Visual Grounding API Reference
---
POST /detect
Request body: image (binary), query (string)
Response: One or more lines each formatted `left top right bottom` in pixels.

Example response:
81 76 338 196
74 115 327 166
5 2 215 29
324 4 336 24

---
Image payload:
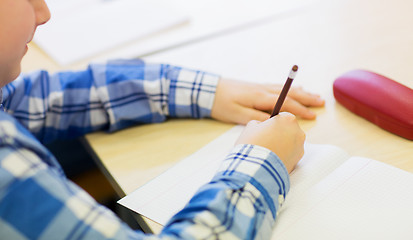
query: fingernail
307 111 316 119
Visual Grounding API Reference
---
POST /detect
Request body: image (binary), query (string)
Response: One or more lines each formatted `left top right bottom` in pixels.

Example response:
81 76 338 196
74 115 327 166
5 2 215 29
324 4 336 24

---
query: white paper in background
96 0 320 62
35 0 320 65
35 0 189 65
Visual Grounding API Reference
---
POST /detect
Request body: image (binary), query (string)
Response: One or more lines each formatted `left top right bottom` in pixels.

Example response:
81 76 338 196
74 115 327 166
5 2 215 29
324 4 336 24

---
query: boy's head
0 0 50 87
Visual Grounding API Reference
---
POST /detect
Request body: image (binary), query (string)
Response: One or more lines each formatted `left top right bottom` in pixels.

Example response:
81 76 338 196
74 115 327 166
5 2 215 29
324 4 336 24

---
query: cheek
0 2 35 84
0 32 28 84
12 13 36 52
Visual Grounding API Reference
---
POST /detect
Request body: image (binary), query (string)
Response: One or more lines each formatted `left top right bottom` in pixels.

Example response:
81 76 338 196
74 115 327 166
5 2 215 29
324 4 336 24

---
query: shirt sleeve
160 144 290 240
0 113 290 240
2 59 219 144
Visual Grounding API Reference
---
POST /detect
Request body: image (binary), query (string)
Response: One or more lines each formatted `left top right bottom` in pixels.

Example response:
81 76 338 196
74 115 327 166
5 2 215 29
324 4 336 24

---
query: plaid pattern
0 60 290 239
162 144 289 240
3 59 218 143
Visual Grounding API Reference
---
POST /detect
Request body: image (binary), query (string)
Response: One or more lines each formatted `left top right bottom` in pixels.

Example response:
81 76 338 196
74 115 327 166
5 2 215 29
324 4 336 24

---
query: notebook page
288 143 350 197
268 144 351 236
272 157 413 240
119 125 351 225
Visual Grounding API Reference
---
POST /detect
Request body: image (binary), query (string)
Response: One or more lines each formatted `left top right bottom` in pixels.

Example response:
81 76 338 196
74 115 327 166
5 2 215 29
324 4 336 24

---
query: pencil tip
292 65 299 71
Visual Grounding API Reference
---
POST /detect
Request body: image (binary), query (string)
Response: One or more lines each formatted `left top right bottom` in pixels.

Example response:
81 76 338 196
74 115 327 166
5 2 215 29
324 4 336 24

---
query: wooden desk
22 0 413 233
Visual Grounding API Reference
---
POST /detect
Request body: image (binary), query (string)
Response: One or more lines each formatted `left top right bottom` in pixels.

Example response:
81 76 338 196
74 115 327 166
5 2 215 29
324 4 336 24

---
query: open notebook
119 126 413 239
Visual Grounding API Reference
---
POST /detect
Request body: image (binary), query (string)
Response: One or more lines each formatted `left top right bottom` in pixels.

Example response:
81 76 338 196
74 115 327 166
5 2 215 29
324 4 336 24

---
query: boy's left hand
211 78 325 125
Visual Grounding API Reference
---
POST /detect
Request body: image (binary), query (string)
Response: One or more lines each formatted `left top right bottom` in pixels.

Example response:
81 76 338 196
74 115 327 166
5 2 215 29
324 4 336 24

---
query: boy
0 0 324 239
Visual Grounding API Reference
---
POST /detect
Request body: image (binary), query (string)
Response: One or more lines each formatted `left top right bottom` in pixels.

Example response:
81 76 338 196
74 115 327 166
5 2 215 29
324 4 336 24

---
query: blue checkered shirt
0 59 289 239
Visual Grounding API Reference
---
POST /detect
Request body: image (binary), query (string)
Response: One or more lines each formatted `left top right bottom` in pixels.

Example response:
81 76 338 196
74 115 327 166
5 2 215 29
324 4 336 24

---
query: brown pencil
270 65 299 117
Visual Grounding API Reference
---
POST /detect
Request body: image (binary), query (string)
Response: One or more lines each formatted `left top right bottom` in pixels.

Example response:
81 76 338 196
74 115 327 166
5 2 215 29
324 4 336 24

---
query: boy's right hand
235 112 305 173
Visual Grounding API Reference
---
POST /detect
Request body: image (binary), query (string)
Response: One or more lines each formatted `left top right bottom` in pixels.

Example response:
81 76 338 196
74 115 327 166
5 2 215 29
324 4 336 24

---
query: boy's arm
161 144 289 239
0 113 289 240
2 59 219 143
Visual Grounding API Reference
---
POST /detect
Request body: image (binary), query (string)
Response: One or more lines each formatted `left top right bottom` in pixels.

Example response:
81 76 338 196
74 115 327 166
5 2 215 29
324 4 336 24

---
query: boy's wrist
215 144 290 219
167 67 219 118
227 144 290 182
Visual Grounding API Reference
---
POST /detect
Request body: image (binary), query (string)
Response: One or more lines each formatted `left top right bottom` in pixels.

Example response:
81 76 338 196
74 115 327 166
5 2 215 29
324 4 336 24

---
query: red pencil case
333 69 413 140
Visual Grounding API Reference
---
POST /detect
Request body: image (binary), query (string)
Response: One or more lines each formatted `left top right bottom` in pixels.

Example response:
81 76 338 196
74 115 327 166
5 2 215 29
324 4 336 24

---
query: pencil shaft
270 65 298 117
270 78 294 117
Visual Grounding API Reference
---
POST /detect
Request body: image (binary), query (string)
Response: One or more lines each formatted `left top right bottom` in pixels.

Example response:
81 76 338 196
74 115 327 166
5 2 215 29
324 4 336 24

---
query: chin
4 67 22 86
11 70 22 81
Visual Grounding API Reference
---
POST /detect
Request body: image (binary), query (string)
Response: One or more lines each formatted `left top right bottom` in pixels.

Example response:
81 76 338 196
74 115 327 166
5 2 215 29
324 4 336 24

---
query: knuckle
247 120 259 126
279 112 296 119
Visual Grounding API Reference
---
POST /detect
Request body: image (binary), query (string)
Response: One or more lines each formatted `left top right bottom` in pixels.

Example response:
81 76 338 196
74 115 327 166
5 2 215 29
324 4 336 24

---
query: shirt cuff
167 67 220 118
215 144 290 220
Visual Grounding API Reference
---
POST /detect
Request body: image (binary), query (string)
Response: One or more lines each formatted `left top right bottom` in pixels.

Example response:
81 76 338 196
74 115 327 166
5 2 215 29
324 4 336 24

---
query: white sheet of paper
35 0 189 65
272 157 413 240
